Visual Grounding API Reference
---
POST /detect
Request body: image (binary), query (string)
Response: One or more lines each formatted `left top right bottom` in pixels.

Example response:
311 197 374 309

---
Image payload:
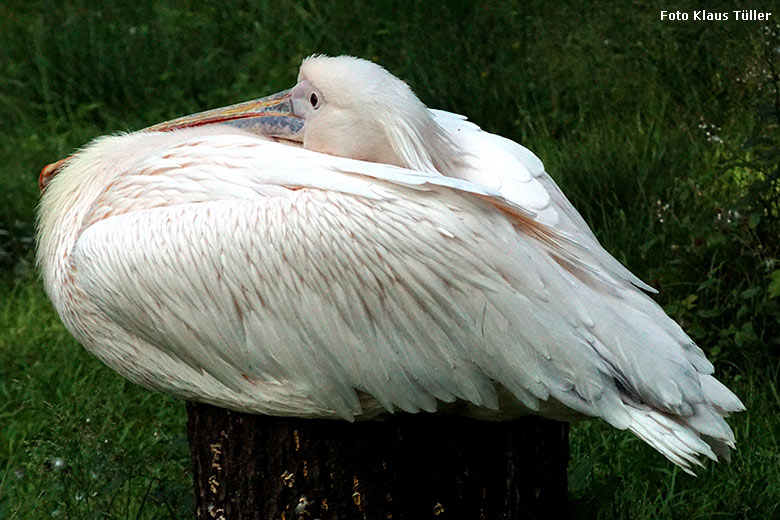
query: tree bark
187 402 570 520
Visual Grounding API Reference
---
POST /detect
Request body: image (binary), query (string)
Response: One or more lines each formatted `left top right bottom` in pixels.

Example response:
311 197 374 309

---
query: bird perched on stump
37 54 744 475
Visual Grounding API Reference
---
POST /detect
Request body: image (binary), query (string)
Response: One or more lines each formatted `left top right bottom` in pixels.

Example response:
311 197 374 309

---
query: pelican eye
310 92 319 109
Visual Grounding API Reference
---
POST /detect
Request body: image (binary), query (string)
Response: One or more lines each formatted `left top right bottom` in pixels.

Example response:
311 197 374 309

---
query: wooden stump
187 402 570 520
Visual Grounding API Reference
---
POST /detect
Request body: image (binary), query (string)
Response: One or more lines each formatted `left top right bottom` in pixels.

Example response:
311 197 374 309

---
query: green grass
1 0 779 518
0 280 191 518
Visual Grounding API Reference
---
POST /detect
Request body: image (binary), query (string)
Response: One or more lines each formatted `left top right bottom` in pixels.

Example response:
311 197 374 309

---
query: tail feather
687 403 738 443
626 406 713 475
703 435 734 461
622 386 741 475
699 374 746 413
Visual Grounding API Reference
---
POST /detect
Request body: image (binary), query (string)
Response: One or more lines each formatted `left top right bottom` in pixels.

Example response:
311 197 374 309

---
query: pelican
37 55 743 474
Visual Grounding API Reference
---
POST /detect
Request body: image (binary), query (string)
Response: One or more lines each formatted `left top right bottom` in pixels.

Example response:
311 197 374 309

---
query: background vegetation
1 0 778 518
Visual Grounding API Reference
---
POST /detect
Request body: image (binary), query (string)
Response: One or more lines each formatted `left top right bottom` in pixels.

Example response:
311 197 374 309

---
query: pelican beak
143 88 303 142
38 88 303 193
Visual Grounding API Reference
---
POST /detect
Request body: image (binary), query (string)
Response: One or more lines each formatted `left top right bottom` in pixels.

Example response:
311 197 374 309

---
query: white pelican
37 55 743 474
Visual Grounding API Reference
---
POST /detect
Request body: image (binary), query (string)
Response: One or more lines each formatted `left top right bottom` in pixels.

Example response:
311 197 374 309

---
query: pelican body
37 55 743 474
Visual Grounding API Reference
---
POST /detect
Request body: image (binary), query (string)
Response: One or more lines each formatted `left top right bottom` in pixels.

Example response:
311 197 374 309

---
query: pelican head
289 55 463 174
146 54 465 175
39 54 464 191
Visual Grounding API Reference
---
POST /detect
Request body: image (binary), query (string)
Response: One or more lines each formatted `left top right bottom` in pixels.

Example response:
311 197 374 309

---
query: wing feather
432 109 656 293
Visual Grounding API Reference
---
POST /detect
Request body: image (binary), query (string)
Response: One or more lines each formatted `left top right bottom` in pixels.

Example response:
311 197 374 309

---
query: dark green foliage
639 22 780 367
1 1 778 518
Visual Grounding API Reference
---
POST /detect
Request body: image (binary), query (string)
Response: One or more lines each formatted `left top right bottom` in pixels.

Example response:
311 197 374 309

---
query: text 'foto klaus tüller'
661 10 772 21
